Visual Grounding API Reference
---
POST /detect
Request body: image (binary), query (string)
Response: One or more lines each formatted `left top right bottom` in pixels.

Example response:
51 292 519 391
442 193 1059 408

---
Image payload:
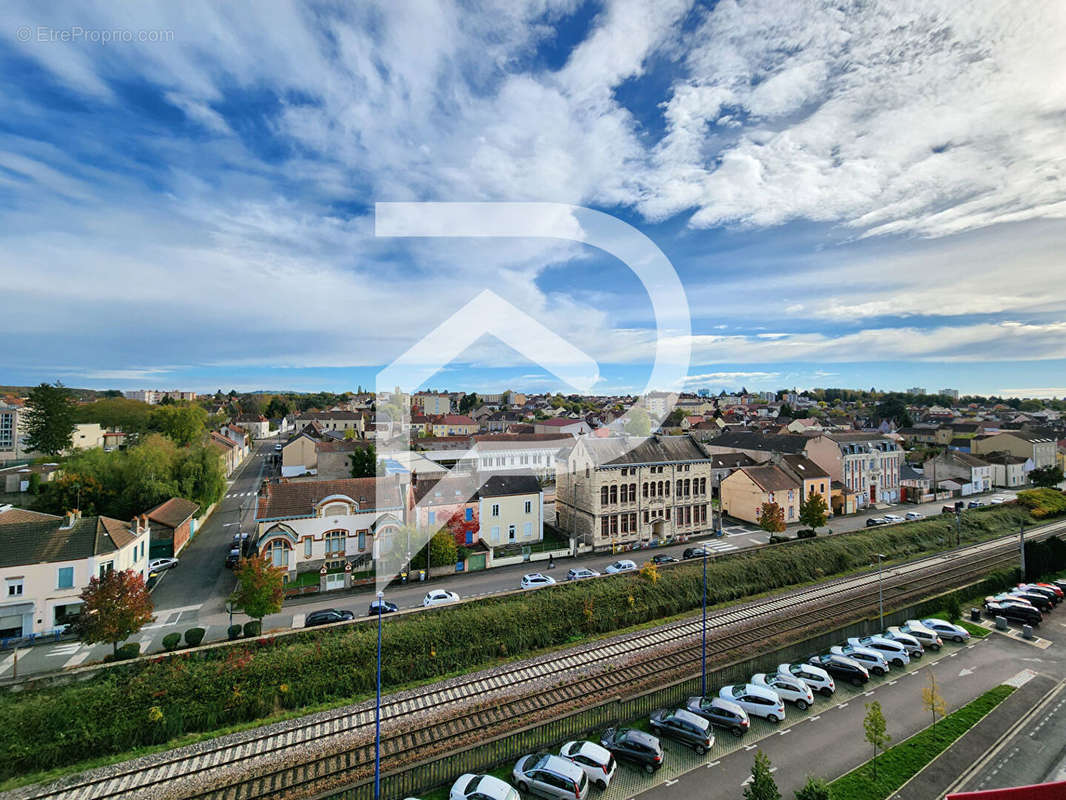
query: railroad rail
12 519 1061 800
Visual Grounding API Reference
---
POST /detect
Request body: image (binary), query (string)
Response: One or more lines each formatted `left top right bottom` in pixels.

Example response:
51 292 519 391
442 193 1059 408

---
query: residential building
971 431 1057 469
708 452 759 496
428 414 478 436
69 423 105 452
907 387 926 395
293 410 367 436
145 497 200 558
720 464 801 525
411 474 480 544
316 440 372 481
533 417 591 436
233 414 271 439
0 509 150 638
123 390 198 404
254 477 405 589
642 392 680 418
825 432 904 508
0 402 22 462
411 392 452 416
280 425 322 477
208 431 243 475
471 434 570 481
0 462 60 493
702 432 843 485
478 472 543 548
776 454 832 511
555 435 713 548
923 451 993 496
981 451 1032 488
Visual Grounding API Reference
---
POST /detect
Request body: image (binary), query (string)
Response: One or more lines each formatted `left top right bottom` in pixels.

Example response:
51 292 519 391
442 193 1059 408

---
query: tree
743 750 781 800
1029 465 1064 489
624 406 652 436
264 395 294 420
24 382 77 456
875 396 913 428
863 700 891 779
779 403 795 418
458 392 479 414
348 443 377 478
922 671 948 741
794 776 830 800
799 491 829 530
420 530 458 567
231 555 285 623
74 569 154 657
758 502 785 533
149 404 207 446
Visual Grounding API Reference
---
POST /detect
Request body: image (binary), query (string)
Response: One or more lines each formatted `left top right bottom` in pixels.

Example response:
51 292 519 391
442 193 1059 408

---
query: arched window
267 539 290 569
601 486 609 504
630 483 637 499
325 530 346 556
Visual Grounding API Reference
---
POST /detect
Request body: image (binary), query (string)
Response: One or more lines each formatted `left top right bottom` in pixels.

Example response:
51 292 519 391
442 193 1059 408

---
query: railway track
13 519 1062 800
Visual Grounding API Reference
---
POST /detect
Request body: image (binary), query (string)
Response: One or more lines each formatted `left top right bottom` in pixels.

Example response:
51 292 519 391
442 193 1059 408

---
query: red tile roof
256 477 404 520
146 497 200 529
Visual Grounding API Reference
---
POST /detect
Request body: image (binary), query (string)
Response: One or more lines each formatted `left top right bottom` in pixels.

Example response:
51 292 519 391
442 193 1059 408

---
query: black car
682 547 708 559
1009 590 1053 612
651 554 679 565
224 548 241 569
985 600 1041 626
684 695 750 737
305 608 355 627
599 727 664 774
865 517 887 527
368 599 399 616
809 654 870 686
649 708 714 754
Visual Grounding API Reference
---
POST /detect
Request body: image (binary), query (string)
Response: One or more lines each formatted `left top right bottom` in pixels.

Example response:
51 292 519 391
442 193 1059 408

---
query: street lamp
701 545 708 697
375 589 383 800
875 553 887 629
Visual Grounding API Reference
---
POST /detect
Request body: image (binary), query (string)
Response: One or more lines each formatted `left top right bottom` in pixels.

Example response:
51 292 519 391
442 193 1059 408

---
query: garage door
0 614 25 639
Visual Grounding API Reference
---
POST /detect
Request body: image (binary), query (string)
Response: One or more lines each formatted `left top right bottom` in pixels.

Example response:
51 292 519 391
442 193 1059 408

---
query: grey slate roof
0 515 139 568
582 435 708 467
706 431 815 454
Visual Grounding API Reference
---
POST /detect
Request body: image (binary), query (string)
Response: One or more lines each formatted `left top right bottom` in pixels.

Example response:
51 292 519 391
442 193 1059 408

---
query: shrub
183 627 206 647
106 642 140 662
1016 488 1066 519
161 633 181 651
944 594 962 623
797 529 817 539
228 624 243 640
639 561 660 583
243 620 262 637
768 534 789 544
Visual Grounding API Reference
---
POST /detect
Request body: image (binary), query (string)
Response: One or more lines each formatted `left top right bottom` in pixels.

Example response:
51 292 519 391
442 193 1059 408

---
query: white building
477 472 544 547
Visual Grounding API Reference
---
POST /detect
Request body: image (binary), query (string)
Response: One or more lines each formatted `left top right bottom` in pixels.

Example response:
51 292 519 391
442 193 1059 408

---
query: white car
521 573 557 589
274 443 283 451
566 568 600 581
777 662 835 697
831 644 890 676
560 740 617 790
882 514 904 523
880 628 925 659
719 683 786 724
921 618 971 643
904 511 924 520
752 672 814 710
848 636 911 668
990 495 1007 504
423 589 460 607
604 559 637 574
148 557 179 573
894 622 943 651
450 774 519 800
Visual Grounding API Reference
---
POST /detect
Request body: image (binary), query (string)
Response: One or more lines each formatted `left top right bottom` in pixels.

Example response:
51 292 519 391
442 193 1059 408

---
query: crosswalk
706 541 738 553
226 490 256 498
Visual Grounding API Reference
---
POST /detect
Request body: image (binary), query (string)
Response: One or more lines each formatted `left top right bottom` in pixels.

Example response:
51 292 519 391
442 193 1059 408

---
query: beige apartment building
556 435 713 549
971 431 1057 469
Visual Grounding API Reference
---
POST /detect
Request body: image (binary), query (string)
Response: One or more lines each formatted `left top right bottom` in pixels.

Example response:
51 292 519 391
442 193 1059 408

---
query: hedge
0 504 1047 779
161 633 181 652
183 627 205 647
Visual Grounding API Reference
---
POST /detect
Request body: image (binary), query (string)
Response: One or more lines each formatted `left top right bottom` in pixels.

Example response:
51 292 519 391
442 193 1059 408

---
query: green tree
174 444 226 510
73 397 153 433
759 502 786 533
74 569 154 657
24 382 77 456
422 530 458 567
779 403 795 418
231 555 285 623
875 396 913 428
458 392 479 414
624 406 652 436
794 776 830 800
799 491 829 529
149 404 207 446
743 751 781 800
1029 465 1064 489
348 443 377 478
864 700 891 779
264 395 294 420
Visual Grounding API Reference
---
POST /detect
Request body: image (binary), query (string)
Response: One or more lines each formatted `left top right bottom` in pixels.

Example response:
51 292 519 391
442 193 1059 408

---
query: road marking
0 649 25 675
708 761 720 768
887 680 898 685
64 650 91 669
292 614 306 628
47 643 81 657
808 715 820 722
838 702 849 708
665 779 678 786
778 728 791 736
959 668 974 677
863 691 874 696
744 744 758 751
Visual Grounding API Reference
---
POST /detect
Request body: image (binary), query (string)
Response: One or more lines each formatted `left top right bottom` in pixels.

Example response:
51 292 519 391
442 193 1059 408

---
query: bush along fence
305 582 1016 800
0 508 1043 780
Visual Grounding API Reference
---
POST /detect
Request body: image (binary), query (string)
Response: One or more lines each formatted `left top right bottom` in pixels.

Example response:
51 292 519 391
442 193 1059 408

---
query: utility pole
955 508 962 548
701 548 707 697
876 553 886 629
375 590 384 800
1020 522 1026 581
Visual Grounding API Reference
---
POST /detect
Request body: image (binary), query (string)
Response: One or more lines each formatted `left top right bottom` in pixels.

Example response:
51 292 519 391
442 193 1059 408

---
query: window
268 540 289 569
326 531 346 556
6 578 23 597
491 526 501 542
643 510 649 523
304 538 313 557
98 561 114 578
524 500 532 514
601 517 609 537
57 567 74 589
492 503 500 517
601 486 609 504
358 531 366 551
508 524 516 542
610 485 617 504
523 522 533 538
428 511 436 525
465 531 473 545
465 507 474 521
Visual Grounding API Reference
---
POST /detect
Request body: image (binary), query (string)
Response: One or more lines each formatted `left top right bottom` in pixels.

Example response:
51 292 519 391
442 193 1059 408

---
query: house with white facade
825 432 904 508
477 472 544 548
923 451 993 496
0 508 150 638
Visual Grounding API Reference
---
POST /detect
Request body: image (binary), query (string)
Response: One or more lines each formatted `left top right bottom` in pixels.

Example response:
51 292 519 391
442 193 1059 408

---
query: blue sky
2 1 1066 398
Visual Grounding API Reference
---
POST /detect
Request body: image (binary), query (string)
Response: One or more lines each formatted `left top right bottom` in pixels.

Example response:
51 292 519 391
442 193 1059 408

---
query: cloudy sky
2 0 1065 397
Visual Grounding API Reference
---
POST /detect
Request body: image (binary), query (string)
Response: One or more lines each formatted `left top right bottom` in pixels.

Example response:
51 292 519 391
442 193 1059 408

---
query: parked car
148 557 179 573
566 568 600 581
752 672 814 710
368 598 399 616
650 554 678 564
559 740 617 790
682 547 709 559
512 753 589 800
521 573 557 589
942 505 959 514
684 695 750 737
777 662 835 697
604 560 637 574
865 517 888 527
808 653 870 686
274 443 283 451
224 548 241 569
831 644 889 676
1016 584 1059 606
992 591 1046 613
1008 588 1053 612
599 727 664 774
989 495 1007 504
718 683 786 724
904 511 924 520
968 500 986 508
879 628 925 659
450 774 519 800
423 589 460 607
305 608 354 627
848 635 912 667
892 622 942 651
1033 582 1064 599
985 599 1041 626
648 708 714 754
921 618 970 643
882 514 904 523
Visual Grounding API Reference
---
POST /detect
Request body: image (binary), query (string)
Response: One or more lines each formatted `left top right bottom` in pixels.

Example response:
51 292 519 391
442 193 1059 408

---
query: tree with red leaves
758 502 786 534
231 554 285 623
75 569 154 657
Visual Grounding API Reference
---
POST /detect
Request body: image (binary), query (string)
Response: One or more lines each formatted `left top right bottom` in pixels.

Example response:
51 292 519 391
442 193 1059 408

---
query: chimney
61 509 82 529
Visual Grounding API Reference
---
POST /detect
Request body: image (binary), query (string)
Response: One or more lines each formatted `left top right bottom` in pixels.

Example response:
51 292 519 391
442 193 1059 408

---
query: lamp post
225 599 234 629
955 508 962 547
374 590 383 800
876 553 887 629
701 546 708 697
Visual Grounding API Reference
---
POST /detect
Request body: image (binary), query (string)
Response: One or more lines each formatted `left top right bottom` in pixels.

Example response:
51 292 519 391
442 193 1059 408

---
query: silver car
450 774 519 800
513 754 589 800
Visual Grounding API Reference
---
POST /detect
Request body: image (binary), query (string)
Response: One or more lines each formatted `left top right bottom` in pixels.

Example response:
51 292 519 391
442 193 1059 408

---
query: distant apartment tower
124 390 198 405
0 403 21 460
907 387 926 395
939 388 960 401
696 388 711 397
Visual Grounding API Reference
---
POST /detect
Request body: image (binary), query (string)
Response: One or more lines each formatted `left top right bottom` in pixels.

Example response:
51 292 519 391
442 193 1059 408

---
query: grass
955 619 990 638
827 685 1015 800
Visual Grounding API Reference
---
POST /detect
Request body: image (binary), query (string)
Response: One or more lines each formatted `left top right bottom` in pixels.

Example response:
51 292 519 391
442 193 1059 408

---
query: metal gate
467 553 486 571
